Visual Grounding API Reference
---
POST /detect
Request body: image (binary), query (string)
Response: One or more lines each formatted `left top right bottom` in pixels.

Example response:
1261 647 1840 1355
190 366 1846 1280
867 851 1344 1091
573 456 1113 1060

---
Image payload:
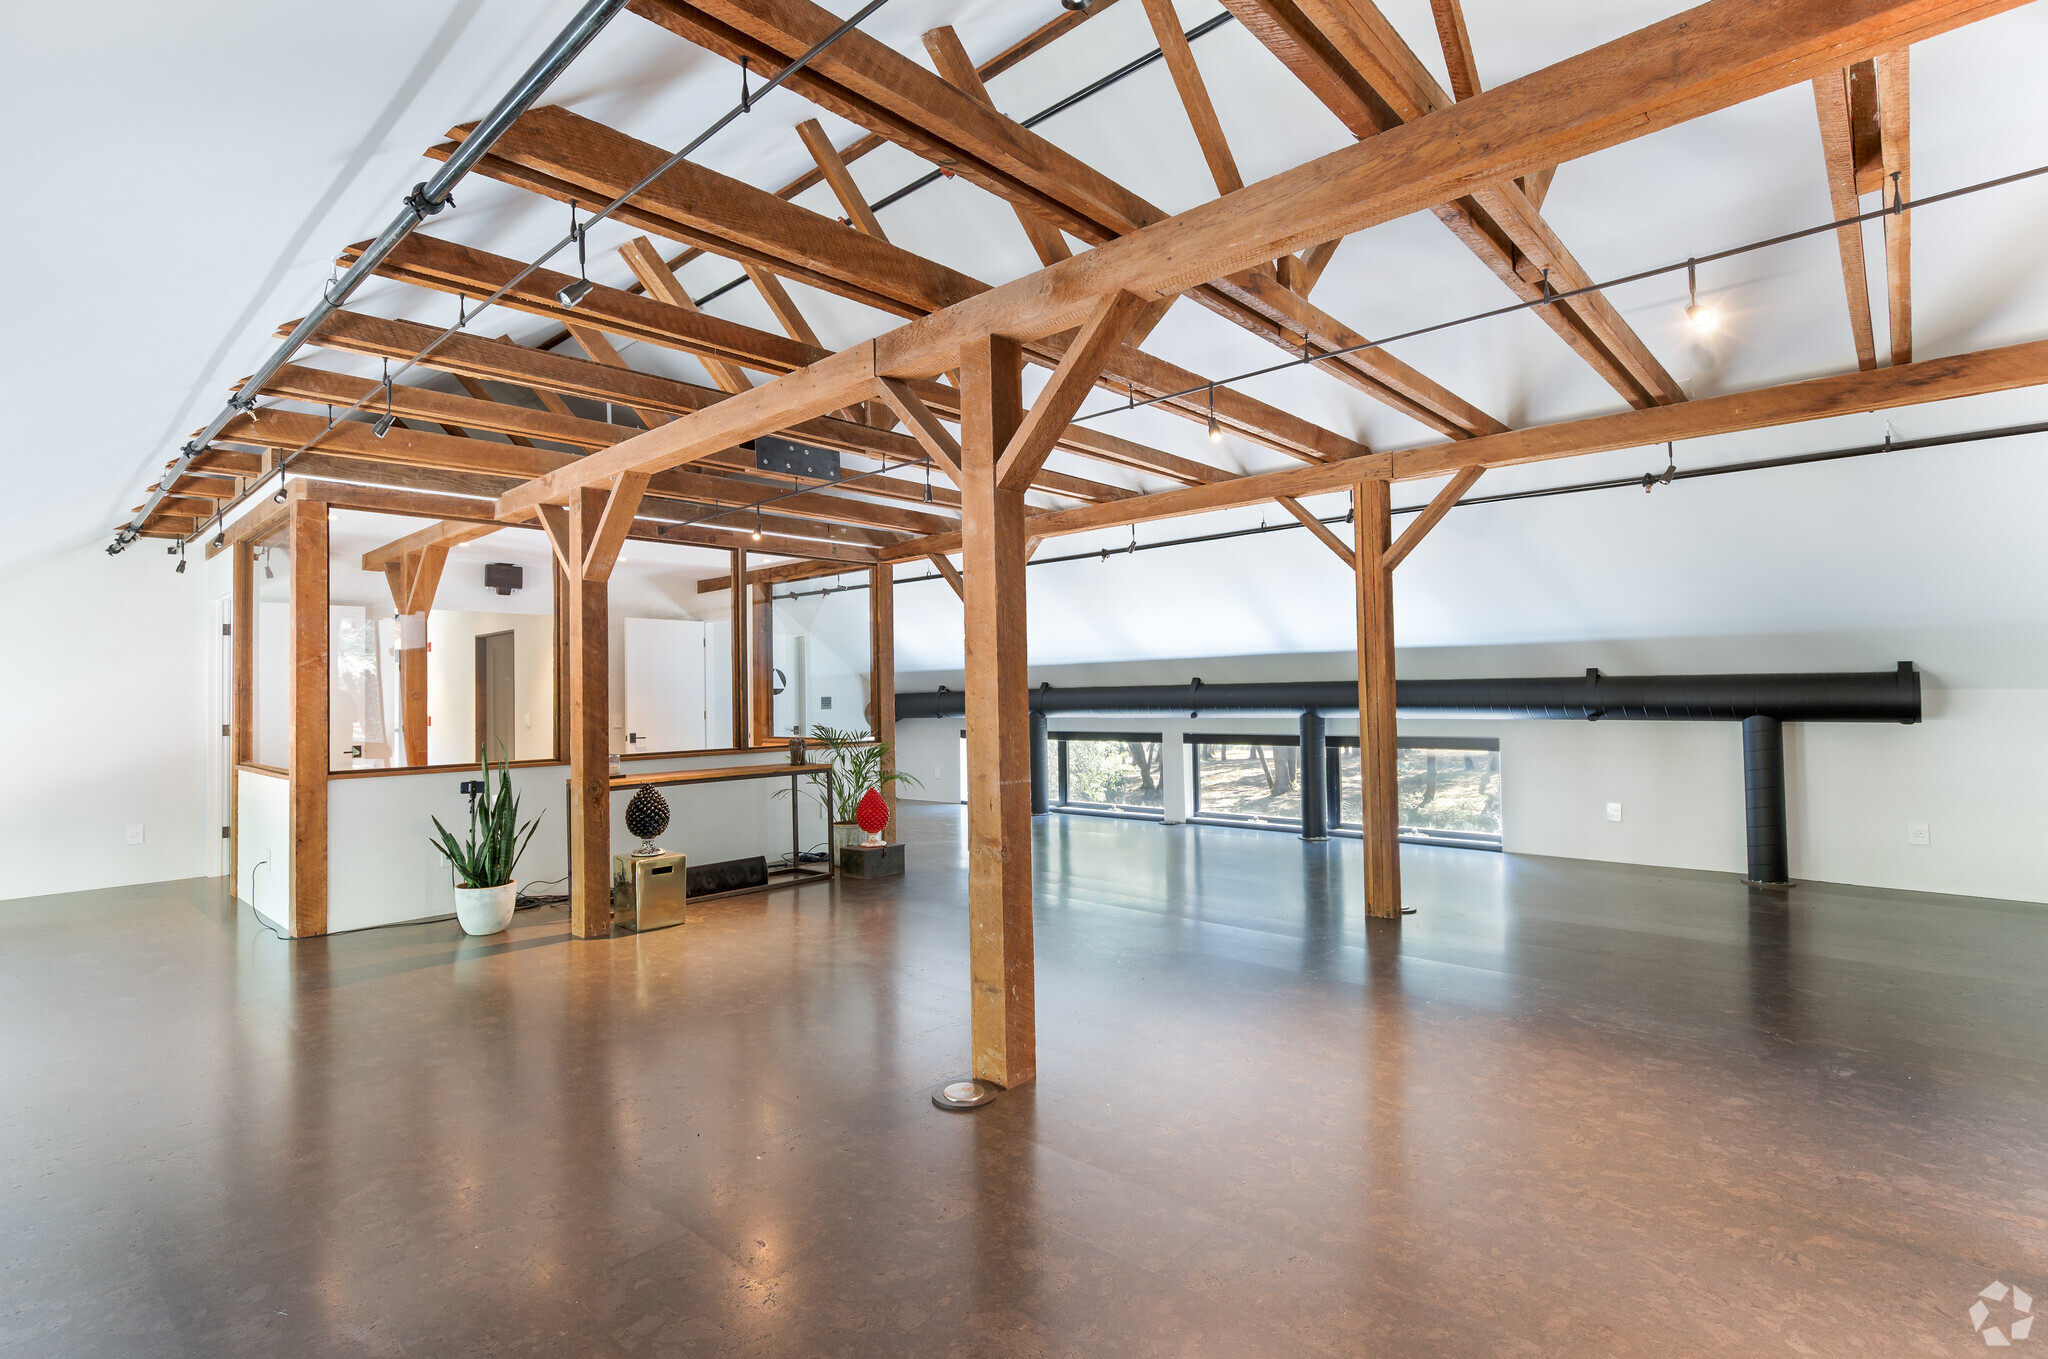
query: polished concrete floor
6 808 2048 1356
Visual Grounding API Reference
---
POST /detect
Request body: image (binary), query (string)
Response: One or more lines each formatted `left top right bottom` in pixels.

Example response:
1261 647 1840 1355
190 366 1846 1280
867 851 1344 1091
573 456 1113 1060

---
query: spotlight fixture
751 502 763 541
272 485 288 504
262 549 274 580
922 457 933 503
175 541 187 575
556 201 595 309
371 359 396 438
1684 259 1717 333
1060 0 1092 11
1206 383 1222 443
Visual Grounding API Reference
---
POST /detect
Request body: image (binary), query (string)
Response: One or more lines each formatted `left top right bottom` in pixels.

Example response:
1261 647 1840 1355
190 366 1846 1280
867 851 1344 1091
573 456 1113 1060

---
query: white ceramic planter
453 882 517 936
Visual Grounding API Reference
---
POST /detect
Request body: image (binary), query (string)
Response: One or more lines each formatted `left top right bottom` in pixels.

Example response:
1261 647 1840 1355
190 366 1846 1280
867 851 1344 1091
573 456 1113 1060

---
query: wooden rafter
921 26 1074 267
618 235 754 392
1140 0 1243 196
794 118 888 240
635 0 1503 438
1875 48 1911 364
1812 65 1880 371
1220 0 1683 409
487 0 2029 524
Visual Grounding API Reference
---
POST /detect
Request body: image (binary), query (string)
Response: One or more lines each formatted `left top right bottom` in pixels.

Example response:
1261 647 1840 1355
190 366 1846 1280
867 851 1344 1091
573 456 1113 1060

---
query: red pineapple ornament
855 787 889 845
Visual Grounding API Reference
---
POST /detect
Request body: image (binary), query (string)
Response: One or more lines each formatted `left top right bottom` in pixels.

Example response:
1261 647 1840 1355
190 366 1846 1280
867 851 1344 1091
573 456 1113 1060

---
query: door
624 618 708 752
475 630 516 762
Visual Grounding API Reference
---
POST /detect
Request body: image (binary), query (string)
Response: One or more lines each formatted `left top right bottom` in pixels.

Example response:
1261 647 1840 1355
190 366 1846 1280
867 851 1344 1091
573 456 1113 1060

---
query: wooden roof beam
1221 0 1683 408
648 0 1498 438
1812 65 1880 371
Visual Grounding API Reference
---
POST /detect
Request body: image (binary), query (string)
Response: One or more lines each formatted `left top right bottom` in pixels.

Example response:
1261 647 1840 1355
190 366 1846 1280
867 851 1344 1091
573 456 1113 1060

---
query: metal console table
606 762 836 905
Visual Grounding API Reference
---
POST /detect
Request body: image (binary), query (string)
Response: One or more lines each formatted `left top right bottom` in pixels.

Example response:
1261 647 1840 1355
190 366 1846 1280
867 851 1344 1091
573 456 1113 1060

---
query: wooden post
552 557 570 762
288 500 329 937
231 542 254 891
566 487 612 938
730 550 749 747
868 561 897 841
1353 475 1401 918
958 334 1035 1088
751 578 775 743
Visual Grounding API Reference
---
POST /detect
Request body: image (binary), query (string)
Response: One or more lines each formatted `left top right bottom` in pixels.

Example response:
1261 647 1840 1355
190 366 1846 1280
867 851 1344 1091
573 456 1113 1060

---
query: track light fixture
1061 0 1092 10
556 201 595 309
174 540 186 575
1684 259 1717 333
371 359 396 438
752 501 763 541
923 457 933 503
272 484 288 503
262 548 274 580
1206 383 1221 442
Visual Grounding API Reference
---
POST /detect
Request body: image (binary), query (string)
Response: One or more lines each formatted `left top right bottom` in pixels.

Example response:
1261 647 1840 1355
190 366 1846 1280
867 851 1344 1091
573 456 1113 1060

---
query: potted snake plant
430 749 542 936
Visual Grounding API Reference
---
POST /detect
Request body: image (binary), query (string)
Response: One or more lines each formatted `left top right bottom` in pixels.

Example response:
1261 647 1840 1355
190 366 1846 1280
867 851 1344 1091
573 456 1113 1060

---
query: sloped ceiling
7 0 2047 667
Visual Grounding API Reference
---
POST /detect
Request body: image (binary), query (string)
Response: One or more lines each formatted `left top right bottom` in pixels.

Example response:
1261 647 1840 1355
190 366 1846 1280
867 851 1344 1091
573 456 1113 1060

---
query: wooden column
566 487 612 938
552 557 570 762
287 499 329 937
751 579 776 743
868 561 897 841
381 545 449 767
729 550 750 747
959 334 1035 1088
231 542 254 890
231 543 254 766
1353 475 1401 918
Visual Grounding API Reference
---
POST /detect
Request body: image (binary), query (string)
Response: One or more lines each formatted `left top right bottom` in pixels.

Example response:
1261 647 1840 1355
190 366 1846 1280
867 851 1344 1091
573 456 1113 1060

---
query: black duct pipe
898 664 1921 724
1299 710 1328 842
1743 716 1790 885
1029 711 1049 816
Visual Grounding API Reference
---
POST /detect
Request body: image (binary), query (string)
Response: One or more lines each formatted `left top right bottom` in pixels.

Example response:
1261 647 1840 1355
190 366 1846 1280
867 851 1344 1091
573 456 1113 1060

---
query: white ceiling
8 0 2048 669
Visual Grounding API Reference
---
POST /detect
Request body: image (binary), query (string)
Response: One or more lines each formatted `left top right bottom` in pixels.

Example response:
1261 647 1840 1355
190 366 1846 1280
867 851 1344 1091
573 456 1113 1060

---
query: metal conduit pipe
910 666 1920 885
111 0 631 553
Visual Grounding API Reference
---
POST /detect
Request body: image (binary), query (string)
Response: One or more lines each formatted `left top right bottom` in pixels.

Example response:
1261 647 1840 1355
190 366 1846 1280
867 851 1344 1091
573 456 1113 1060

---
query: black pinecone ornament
625 784 670 855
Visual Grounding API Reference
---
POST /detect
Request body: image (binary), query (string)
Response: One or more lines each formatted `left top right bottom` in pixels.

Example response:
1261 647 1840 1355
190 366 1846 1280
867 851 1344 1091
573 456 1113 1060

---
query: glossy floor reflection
6 808 2048 1356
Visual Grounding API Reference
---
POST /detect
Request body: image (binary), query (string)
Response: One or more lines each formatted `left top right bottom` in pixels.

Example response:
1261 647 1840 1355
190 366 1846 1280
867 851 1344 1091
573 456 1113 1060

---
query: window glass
325 510 558 771
250 538 291 769
765 572 872 742
1397 746 1501 838
1055 736 1164 811
1191 741 1302 822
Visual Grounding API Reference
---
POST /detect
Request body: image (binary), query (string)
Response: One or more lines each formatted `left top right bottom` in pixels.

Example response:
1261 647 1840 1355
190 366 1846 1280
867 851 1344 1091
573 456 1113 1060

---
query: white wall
324 750 830 931
0 540 215 902
235 768 289 933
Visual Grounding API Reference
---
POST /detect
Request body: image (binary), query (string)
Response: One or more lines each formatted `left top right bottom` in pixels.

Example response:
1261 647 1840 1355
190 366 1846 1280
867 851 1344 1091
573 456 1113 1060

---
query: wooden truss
163 0 2031 1085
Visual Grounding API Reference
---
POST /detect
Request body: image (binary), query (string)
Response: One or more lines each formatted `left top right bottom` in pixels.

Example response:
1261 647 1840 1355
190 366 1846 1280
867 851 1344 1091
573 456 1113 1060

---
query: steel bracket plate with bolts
754 435 840 483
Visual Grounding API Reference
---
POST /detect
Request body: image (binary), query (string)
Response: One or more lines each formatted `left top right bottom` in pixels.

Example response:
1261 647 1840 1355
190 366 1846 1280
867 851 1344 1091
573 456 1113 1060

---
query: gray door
476 631 516 761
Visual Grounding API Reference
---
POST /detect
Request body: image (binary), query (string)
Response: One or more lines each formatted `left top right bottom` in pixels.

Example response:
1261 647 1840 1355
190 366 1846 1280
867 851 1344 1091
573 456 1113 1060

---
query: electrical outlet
125 825 145 846
1907 821 1930 845
523 713 532 728
1606 802 1623 822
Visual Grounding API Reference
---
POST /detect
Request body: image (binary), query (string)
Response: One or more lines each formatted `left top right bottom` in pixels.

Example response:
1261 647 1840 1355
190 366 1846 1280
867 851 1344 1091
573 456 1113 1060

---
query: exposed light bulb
751 527 762 541
1683 259 1715 334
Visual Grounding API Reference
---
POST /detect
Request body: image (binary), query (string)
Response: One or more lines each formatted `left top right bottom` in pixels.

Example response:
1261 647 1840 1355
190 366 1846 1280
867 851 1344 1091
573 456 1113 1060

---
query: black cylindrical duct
1029 711 1049 816
1299 710 1328 842
1743 715 1790 885
896 665 1920 724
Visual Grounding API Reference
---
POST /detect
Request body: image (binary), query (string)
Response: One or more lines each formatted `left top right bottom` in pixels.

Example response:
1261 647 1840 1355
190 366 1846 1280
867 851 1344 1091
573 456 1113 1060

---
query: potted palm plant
430 749 543 936
800 724 922 849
